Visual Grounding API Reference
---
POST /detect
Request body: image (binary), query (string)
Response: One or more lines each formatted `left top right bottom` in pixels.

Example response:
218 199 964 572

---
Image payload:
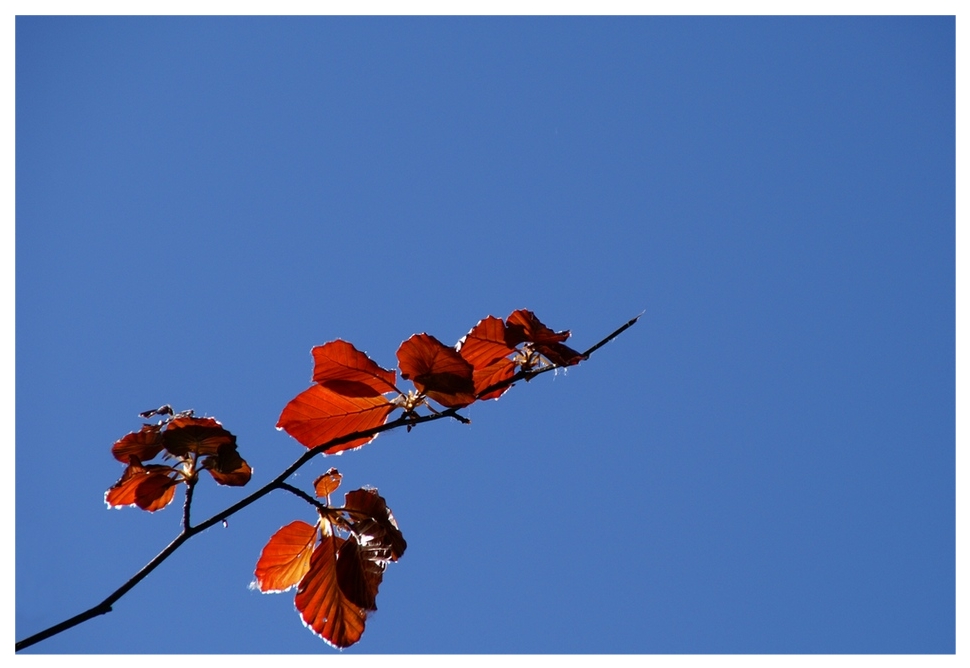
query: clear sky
15 15 955 654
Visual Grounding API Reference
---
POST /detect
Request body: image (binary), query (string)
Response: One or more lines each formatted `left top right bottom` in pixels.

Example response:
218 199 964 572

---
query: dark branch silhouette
15 313 640 652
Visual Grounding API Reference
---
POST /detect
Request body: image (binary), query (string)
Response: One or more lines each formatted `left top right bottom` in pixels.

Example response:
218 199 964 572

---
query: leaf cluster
106 409 252 513
253 470 406 648
278 308 586 454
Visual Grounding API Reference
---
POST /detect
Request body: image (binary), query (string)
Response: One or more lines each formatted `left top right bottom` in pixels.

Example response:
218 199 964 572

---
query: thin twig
581 310 643 358
278 481 329 514
15 313 640 652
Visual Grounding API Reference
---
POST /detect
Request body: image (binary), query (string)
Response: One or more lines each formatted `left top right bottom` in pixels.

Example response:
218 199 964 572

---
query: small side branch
279 482 329 514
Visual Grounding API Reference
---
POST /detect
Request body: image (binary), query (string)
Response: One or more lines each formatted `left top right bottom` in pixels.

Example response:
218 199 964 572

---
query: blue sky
15 15 955 654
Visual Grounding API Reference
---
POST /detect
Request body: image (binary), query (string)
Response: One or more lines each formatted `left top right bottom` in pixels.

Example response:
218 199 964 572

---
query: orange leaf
277 384 395 454
312 340 398 397
506 309 586 367
457 316 517 370
397 333 476 408
162 416 237 457
111 424 164 463
344 488 406 561
201 443 253 486
314 468 343 498
295 535 369 649
253 520 318 593
105 459 179 512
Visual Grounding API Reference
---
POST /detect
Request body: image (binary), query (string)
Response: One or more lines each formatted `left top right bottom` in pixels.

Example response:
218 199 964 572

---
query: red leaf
397 333 476 407
295 535 369 649
457 316 517 370
201 443 252 486
344 488 406 561
506 309 586 366
473 357 516 400
277 384 395 454
162 416 237 457
105 459 179 512
312 340 398 397
335 536 385 611
506 308 570 345
111 424 164 463
314 468 343 499
253 520 318 593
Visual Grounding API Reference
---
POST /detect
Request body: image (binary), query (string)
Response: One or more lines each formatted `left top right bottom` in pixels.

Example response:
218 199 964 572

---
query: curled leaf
506 309 586 367
111 424 164 463
254 520 318 593
162 416 236 457
344 488 406 561
139 404 174 419
397 333 476 407
201 443 252 486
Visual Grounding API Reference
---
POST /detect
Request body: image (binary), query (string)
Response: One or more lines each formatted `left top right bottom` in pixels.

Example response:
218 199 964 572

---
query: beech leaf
397 333 476 407
162 416 237 457
344 488 406 561
277 384 395 454
312 340 399 397
110 424 164 463
314 468 343 498
295 535 368 649
105 459 179 512
253 520 318 593
201 443 253 486
457 316 518 370
506 309 586 367
335 536 385 611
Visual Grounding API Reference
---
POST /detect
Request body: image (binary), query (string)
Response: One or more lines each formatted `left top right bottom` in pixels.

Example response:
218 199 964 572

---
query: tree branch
15 313 640 652
278 481 329 514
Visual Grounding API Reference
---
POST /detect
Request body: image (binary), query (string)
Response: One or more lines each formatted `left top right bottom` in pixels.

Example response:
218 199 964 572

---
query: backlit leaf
162 416 236 457
312 340 398 397
344 488 406 561
335 536 385 611
110 424 164 463
457 316 517 370
105 459 179 512
473 357 516 400
506 309 586 366
295 535 368 649
254 520 318 593
277 384 395 454
201 443 252 486
397 333 476 407
314 468 343 498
